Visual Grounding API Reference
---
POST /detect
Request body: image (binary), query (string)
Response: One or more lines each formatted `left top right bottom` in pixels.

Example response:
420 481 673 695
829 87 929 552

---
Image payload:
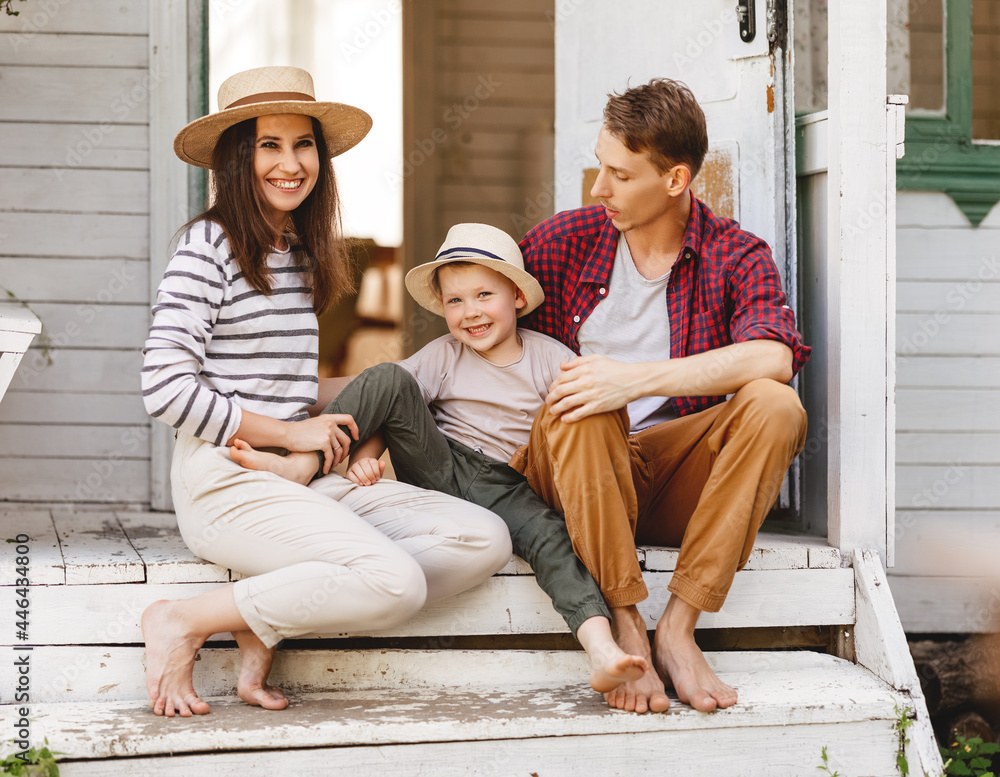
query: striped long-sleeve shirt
141 220 319 446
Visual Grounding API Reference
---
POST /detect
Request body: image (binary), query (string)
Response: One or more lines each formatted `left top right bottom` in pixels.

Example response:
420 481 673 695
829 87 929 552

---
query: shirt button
684 251 692 259
599 287 607 295
573 315 581 323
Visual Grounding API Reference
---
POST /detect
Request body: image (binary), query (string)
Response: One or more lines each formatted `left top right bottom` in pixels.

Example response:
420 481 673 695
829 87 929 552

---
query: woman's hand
284 414 359 473
346 457 386 486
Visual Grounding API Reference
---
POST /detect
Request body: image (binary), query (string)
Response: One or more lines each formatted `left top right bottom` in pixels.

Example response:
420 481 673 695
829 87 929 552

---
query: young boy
231 223 647 700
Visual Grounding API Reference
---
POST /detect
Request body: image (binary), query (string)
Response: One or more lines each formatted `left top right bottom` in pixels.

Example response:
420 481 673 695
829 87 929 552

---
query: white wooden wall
0 2 151 503
889 191 1000 633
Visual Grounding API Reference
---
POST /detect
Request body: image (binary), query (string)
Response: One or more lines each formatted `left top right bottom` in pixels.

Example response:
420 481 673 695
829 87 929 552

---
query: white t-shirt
577 232 674 432
398 329 574 463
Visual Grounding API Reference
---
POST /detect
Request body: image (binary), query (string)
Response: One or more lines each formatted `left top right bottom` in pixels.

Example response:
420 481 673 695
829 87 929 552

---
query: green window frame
897 0 1000 227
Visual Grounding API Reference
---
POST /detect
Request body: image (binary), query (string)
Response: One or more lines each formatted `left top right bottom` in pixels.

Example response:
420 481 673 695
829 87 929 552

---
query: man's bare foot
654 596 738 712
604 606 670 713
233 630 288 710
141 600 211 717
229 439 317 486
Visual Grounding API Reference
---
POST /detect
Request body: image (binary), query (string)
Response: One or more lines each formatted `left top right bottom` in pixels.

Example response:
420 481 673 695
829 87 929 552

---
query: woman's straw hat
174 66 372 169
405 223 544 318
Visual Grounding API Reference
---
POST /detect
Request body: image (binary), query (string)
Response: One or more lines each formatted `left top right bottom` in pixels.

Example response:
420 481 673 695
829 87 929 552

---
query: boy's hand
346 457 386 486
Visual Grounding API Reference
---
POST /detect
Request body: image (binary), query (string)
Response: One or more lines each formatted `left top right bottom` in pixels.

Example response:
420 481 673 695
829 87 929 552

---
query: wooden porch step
2 509 852 650
25 650 907 777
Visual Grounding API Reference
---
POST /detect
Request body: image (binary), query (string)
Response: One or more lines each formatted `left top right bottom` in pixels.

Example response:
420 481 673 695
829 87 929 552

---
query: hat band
225 91 316 110
435 246 509 264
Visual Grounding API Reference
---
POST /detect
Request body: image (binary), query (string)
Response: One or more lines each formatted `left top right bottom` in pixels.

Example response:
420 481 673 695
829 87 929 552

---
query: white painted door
554 0 799 516
554 1 794 289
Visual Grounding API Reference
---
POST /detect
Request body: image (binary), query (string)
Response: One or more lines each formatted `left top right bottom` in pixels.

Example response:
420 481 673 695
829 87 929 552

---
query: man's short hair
603 78 708 180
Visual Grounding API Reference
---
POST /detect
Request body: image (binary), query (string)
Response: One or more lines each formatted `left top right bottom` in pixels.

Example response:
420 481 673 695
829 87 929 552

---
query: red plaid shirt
519 198 810 418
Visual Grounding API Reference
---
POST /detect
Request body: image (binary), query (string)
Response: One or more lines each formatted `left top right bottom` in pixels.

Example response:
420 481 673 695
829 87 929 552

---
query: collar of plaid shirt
519 196 811 418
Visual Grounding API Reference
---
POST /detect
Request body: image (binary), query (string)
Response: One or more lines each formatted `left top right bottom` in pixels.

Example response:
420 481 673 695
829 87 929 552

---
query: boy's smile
437 263 527 365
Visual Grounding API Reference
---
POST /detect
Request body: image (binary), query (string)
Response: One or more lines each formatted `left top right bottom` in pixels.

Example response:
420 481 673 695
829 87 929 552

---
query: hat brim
174 100 373 169
405 256 545 319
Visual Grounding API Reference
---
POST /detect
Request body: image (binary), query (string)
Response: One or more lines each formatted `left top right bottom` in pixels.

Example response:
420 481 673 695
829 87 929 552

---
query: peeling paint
767 84 775 113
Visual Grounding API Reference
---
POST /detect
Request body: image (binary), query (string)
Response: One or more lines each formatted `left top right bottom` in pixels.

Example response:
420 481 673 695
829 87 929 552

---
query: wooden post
149 1 196 510
825 0 893 563
401 0 440 355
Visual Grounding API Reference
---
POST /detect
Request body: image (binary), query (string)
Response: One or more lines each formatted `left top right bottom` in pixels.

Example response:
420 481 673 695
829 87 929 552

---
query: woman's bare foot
603 606 670 713
576 615 649 693
141 600 211 717
233 630 288 710
653 596 737 712
229 439 317 486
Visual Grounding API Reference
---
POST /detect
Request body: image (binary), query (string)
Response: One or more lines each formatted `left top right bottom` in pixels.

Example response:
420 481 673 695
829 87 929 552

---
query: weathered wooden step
15 650 908 777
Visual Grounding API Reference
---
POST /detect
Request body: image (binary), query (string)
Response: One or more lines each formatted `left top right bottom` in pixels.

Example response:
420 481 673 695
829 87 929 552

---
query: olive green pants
324 362 610 635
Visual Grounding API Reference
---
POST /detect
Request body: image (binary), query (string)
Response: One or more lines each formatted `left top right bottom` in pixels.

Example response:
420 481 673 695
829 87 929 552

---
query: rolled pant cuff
233 578 285 649
603 580 648 609
667 574 726 613
566 601 612 639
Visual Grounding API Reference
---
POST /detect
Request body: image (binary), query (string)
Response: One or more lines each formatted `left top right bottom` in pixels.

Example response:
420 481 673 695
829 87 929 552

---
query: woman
140 66 511 717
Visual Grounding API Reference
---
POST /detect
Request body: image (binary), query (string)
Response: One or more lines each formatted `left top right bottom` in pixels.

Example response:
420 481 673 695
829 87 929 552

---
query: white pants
171 432 512 647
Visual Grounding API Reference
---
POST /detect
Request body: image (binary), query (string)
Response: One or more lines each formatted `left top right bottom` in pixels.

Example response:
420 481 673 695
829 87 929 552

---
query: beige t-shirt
398 329 574 463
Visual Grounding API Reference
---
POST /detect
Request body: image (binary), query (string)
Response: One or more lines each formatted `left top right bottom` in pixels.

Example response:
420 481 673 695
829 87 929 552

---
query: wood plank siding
433 1 554 236
404 0 554 350
0 1 151 503
890 191 1000 631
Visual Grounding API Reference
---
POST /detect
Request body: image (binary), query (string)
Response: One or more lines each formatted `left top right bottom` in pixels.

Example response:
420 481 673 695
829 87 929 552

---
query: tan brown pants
510 379 808 613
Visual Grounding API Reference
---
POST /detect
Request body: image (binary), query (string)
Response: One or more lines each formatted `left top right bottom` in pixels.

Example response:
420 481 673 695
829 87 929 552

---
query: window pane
973 0 1000 140
906 0 946 112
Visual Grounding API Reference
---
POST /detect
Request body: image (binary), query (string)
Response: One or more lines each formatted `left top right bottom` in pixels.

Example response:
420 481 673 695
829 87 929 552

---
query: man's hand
546 355 643 422
346 457 386 486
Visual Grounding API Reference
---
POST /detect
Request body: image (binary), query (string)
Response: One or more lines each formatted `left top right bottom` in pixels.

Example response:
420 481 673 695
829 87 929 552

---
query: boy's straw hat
405 223 544 318
174 66 372 169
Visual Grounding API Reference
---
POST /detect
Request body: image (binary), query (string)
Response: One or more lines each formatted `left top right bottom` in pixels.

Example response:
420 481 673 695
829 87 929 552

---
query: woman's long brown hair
177 116 353 314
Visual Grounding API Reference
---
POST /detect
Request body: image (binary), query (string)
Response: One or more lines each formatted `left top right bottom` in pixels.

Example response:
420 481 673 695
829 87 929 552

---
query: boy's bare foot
653 596 737 712
234 630 288 710
141 600 211 717
576 615 648 693
590 652 648 694
229 439 317 486
604 606 670 713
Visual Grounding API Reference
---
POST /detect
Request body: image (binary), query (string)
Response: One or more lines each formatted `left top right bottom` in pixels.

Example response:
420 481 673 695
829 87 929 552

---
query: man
511 78 810 714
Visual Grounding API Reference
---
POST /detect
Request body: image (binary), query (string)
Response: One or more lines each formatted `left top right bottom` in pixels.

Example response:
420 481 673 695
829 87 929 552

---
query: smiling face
253 113 320 233
589 124 689 234
437 262 526 365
